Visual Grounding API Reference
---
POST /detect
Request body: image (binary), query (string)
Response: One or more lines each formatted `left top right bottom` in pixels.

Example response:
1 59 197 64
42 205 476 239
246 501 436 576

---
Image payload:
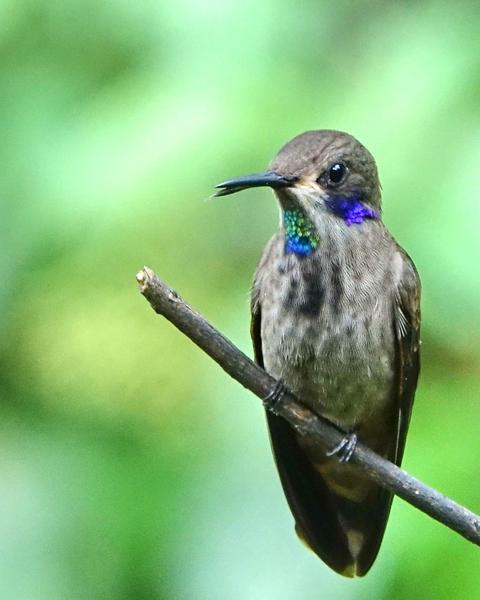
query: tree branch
136 266 480 547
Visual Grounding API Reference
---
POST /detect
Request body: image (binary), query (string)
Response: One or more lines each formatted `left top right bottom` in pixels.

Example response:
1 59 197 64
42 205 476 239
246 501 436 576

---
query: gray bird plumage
215 130 421 577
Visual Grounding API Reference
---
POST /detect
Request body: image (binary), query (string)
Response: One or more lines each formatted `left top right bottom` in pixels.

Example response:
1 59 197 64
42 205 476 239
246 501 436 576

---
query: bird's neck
282 197 379 258
283 209 319 257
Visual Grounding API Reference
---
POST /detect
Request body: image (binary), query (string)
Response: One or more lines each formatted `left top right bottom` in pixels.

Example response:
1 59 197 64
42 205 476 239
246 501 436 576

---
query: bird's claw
326 432 358 463
263 379 287 413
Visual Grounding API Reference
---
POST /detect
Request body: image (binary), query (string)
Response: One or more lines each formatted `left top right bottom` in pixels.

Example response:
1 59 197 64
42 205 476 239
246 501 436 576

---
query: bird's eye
326 162 346 185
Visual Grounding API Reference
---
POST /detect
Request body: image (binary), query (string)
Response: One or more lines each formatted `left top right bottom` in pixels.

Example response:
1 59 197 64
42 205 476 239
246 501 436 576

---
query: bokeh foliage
1 1 479 598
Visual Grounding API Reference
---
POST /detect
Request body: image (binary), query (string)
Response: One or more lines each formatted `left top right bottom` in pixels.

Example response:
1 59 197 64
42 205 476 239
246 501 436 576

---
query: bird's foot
263 379 288 413
326 432 358 464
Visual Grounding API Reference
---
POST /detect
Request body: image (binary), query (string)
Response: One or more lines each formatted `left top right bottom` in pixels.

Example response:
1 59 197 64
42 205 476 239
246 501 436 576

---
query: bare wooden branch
136 266 480 547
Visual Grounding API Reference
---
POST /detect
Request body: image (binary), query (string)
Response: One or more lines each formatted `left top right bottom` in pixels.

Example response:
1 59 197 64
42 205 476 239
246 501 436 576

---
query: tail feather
267 411 394 577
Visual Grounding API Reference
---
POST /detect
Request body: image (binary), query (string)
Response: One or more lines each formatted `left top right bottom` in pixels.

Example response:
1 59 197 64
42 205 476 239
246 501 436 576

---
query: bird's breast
258 232 397 429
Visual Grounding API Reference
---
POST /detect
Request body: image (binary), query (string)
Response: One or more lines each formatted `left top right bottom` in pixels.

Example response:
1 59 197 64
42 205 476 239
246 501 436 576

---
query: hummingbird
214 130 420 577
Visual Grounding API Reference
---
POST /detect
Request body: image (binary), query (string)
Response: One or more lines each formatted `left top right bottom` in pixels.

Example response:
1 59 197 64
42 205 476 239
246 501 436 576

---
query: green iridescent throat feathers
283 209 319 256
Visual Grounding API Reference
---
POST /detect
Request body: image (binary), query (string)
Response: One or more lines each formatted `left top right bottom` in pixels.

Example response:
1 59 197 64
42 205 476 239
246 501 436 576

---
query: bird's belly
261 305 395 430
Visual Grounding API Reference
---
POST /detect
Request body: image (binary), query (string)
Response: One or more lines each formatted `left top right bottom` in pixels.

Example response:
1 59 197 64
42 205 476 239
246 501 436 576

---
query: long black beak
213 172 298 197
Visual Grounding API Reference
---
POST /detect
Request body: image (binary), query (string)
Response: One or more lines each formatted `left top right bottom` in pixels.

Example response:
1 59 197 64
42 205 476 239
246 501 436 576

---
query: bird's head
214 130 382 227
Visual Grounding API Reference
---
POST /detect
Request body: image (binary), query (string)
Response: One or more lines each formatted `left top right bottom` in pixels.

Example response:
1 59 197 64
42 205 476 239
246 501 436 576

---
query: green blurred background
1 1 479 598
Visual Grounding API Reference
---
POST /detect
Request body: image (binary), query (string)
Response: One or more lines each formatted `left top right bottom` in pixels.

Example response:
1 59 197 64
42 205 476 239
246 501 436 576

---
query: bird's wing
353 248 421 575
391 249 421 467
251 249 421 577
251 285 354 575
